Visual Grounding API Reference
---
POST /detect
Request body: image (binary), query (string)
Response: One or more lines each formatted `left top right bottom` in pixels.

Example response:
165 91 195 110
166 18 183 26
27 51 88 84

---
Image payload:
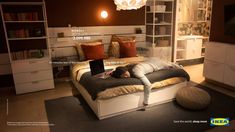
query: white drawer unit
204 42 235 89
224 65 235 87
15 79 54 94
203 60 224 82
11 59 51 73
176 38 202 61
13 70 53 84
185 39 202 60
11 59 55 94
225 45 235 66
205 42 226 63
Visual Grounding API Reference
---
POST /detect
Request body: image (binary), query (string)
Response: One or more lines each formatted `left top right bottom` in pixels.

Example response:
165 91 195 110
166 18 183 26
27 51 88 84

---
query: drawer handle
31 71 39 74
32 81 39 84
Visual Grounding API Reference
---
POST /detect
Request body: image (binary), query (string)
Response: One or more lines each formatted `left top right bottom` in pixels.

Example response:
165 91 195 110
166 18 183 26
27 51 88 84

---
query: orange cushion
81 44 105 60
119 41 137 58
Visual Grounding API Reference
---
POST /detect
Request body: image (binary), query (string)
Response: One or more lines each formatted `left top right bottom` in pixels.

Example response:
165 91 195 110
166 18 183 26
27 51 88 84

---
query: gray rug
45 84 235 132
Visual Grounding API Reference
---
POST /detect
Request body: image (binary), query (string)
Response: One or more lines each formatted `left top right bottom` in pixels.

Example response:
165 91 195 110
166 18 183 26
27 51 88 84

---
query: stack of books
8 29 30 38
11 50 44 60
4 12 39 21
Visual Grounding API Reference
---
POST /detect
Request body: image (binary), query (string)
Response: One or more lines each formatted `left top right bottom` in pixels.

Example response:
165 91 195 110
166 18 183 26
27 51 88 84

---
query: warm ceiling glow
101 10 108 19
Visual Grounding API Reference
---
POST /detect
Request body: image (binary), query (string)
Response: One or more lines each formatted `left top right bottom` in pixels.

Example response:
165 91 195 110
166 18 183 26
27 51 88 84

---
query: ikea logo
210 118 230 126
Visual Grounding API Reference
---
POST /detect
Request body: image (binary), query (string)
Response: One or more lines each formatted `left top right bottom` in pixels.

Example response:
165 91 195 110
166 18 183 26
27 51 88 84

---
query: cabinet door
185 39 202 59
205 43 226 63
203 60 224 82
224 65 235 87
225 45 235 66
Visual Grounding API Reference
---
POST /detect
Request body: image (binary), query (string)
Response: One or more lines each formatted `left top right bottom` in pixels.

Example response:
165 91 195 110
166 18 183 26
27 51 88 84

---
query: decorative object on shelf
135 28 142 34
157 39 169 47
159 26 166 35
151 5 166 12
32 28 43 37
114 0 147 10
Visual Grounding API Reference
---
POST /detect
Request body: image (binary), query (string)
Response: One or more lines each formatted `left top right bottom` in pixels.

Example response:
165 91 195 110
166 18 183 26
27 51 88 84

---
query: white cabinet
225 46 235 66
203 42 235 88
176 38 202 61
12 58 54 94
224 65 235 87
203 60 224 82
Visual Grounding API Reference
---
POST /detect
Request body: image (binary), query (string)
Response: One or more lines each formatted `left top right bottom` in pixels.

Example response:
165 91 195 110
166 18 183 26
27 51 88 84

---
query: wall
210 0 235 44
45 0 145 27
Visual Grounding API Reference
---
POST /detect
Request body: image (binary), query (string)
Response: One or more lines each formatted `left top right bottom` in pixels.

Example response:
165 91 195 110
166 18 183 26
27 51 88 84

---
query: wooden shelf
8 37 47 41
146 22 172 26
5 21 45 23
147 35 171 37
147 11 173 14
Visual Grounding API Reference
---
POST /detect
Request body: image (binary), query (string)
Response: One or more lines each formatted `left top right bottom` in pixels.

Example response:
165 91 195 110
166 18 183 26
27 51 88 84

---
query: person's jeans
132 64 152 104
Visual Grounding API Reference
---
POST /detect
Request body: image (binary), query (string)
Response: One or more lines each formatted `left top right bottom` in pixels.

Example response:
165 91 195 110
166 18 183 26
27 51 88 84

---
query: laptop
89 59 113 79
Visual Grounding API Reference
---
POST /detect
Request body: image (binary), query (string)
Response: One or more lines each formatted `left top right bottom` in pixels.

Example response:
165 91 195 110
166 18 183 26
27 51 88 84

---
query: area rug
45 84 235 132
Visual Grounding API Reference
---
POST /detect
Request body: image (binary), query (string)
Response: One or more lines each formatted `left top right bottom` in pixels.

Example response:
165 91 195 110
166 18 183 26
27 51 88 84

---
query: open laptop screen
89 59 105 76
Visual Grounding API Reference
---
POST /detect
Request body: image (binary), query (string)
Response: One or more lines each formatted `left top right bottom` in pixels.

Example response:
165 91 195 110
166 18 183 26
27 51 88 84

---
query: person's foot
140 103 148 111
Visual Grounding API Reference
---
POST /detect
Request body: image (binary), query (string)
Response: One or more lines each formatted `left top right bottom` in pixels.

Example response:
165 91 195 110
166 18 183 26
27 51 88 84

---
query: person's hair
111 66 128 78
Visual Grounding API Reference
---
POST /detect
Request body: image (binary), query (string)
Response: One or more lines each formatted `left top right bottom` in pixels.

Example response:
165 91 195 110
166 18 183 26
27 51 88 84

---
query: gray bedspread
79 68 190 100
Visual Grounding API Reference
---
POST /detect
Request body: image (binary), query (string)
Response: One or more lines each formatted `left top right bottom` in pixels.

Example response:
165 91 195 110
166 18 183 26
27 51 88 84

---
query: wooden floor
0 64 234 132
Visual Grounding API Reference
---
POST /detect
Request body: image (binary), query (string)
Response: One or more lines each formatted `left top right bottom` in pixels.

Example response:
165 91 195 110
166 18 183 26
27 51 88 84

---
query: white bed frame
72 77 187 120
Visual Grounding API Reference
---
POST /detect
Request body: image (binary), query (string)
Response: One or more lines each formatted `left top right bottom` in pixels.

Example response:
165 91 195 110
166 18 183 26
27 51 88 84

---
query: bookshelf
145 0 175 61
0 1 54 94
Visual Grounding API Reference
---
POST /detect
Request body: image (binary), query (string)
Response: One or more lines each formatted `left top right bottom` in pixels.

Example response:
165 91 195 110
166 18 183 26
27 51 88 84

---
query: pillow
119 41 137 58
81 44 105 60
108 42 120 58
75 40 102 61
111 35 136 42
108 35 136 58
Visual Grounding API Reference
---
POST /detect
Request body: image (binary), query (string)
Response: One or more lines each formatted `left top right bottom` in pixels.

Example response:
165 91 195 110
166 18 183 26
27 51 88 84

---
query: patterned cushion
108 35 136 58
176 86 211 110
108 42 120 58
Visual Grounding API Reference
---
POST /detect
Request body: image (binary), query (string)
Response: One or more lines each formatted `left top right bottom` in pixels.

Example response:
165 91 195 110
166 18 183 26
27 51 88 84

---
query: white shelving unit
174 0 213 62
0 1 54 94
145 0 175 61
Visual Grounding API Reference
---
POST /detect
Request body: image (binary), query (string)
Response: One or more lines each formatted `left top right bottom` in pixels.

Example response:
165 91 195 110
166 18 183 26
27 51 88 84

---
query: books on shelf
4 12 39 21
11 50 45 60
8 28 43 38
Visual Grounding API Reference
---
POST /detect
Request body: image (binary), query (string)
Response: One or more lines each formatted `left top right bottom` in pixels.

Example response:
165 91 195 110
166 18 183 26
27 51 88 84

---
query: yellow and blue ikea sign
210 118 230 126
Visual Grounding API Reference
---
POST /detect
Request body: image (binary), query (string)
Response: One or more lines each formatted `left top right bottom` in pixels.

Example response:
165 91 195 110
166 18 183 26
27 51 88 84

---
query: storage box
157 40 169 47
150 5 166 12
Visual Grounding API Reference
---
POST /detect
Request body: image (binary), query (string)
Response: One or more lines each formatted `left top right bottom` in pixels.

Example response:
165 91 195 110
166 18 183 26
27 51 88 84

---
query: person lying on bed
111 57 182 106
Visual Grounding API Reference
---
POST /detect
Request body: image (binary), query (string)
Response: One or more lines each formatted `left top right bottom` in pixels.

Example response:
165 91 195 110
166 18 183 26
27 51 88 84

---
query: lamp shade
114 0 147 10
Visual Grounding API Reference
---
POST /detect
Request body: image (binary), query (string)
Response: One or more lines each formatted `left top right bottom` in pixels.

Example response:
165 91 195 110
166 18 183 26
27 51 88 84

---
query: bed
71 57 190 120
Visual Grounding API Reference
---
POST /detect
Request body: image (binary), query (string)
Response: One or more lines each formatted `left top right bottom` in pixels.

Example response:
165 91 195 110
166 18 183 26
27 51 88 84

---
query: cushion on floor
176 86 211 110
